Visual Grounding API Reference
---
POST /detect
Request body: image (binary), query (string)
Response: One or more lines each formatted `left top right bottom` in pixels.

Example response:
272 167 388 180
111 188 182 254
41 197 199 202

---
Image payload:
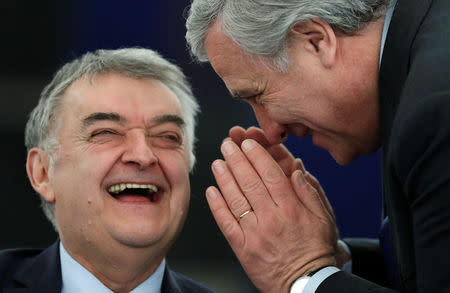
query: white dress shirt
60 242 165 293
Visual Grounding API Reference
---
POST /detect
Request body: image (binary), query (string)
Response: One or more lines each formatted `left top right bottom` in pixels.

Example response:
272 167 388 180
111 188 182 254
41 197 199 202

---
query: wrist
283 251 337 292
290 266 340 293
336 240 352 269
290 270 317 293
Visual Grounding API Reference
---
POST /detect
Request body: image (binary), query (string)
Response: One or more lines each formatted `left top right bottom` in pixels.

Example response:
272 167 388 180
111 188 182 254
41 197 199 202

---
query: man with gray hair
0 48 215 293
186 0 450 292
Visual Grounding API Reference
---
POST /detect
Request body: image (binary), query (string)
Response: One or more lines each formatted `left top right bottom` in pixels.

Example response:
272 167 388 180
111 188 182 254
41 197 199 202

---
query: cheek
51 148 119 205
157 151 190 194
160 153 191 228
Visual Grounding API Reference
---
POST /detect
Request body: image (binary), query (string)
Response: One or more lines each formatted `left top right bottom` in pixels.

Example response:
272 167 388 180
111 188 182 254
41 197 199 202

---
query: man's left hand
206 138 338 293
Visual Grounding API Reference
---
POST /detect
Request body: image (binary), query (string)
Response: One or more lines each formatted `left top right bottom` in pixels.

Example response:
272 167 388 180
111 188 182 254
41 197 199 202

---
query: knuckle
240 177 263 194
221 219 236 237
263 167 283 184
229 196 249 211
221 222 243 246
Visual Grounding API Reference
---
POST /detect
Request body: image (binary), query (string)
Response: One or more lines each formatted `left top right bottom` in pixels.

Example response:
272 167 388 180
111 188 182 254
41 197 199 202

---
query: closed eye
149 131 183 148
246 94 263 105
162 134 180 142
91 129 118 137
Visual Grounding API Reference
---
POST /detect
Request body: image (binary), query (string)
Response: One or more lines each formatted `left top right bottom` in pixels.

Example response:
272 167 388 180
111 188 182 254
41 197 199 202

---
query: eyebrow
81 112 185 130
82 112 125 129
150 114 185 128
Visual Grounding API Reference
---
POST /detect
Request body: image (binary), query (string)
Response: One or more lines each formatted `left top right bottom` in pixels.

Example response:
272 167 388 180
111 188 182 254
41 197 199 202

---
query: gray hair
186 0 390 71
25 48 200 229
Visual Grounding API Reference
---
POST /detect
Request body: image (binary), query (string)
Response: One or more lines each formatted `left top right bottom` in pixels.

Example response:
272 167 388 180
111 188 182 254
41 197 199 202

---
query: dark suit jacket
0 241 216 293
317 0 450 292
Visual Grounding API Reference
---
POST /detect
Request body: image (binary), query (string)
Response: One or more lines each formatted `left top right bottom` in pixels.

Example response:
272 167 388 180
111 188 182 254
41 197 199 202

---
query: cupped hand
206 137 339 293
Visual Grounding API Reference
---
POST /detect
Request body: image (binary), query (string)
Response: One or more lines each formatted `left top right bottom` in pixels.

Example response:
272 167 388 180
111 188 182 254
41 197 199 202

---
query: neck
61 239 166 292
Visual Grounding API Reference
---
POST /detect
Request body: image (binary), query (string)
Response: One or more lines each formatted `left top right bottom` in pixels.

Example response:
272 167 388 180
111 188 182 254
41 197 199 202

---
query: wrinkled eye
92 130 117 136
88 129 121 143
163 134 180 142
91 129 117 138
250 94 263 105
150 131 183 148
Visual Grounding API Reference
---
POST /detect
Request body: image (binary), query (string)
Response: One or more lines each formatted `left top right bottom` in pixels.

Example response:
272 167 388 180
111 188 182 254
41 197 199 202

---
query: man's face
205 23 381 165
46 73 190 261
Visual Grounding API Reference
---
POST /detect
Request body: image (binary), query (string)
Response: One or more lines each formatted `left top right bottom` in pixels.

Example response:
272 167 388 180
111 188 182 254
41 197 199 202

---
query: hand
206 138 339 293
229 126 340 248
228 126 304 177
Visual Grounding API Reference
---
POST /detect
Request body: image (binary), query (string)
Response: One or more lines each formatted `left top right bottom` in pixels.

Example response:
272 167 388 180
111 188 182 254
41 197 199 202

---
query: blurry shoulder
164 267 217 293
0 247 45 282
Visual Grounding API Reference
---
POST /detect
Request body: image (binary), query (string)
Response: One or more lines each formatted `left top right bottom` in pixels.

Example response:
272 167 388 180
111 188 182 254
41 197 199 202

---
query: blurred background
0 1 381 292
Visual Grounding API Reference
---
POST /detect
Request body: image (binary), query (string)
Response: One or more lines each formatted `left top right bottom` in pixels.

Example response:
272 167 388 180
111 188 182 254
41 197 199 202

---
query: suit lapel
379 0 433 145
161 266 181 293
379 0 433 291
7 241 62 293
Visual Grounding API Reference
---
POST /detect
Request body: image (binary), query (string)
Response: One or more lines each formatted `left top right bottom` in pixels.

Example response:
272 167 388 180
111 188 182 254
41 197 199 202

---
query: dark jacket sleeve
343 238 390 287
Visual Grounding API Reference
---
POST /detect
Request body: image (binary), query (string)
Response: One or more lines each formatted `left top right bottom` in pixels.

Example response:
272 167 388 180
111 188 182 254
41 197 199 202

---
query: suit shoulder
0 247 44 282
391 91 450 179
165 269 216 293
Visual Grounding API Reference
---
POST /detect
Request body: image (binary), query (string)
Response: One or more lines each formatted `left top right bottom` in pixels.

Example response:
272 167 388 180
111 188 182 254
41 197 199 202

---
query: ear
26 148 56 203
290 18 337 68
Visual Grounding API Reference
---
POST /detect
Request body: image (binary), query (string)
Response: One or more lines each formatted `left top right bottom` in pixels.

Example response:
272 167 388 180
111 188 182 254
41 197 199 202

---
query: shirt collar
380 0 398 66
60 242 166 293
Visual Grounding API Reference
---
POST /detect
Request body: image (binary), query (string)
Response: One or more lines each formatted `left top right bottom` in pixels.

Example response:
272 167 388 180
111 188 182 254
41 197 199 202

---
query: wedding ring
238 209 253 222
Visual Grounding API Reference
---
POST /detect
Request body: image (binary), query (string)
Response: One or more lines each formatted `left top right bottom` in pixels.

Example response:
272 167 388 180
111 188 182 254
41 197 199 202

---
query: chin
114 232 167 249
113 221 185 250
329 148 360 166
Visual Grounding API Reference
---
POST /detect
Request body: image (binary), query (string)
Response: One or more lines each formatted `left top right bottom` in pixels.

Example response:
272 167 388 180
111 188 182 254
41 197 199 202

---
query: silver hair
25 48 200 230
186 0 390 71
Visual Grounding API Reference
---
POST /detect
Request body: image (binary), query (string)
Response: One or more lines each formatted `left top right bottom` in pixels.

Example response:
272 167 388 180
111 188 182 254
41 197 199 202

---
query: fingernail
212 160 225 175
241 139 256 152
222 141 236 155
297 171 306 186
206 187 218 200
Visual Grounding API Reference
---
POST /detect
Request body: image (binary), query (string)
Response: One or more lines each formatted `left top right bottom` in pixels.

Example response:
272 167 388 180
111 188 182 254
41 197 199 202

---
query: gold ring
238 209 253 222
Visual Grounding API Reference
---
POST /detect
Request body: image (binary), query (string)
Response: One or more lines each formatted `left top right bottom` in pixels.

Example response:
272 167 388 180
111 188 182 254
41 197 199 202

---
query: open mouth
107 183 162 203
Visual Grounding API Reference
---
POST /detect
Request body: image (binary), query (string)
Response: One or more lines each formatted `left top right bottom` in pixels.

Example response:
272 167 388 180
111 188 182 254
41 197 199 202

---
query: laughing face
32 73 191 265
204 21 381 165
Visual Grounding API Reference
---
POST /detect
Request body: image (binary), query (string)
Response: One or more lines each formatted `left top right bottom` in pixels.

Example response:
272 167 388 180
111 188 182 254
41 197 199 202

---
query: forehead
61 73 182 125
205 23 268 95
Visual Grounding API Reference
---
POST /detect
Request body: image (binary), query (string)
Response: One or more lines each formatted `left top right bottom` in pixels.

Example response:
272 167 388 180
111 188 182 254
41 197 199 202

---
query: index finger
240 139 299 207
220 140 275 212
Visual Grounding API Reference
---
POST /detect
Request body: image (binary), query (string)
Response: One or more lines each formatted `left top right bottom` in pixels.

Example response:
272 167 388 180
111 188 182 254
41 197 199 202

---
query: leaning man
0 48 214 293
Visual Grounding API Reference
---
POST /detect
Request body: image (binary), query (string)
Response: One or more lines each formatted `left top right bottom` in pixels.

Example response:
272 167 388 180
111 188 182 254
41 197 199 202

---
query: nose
121 130 158 168
252 104 288 145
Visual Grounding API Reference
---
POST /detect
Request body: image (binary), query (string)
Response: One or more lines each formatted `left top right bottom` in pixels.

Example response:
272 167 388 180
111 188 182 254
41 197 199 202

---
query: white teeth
108 183 158 194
